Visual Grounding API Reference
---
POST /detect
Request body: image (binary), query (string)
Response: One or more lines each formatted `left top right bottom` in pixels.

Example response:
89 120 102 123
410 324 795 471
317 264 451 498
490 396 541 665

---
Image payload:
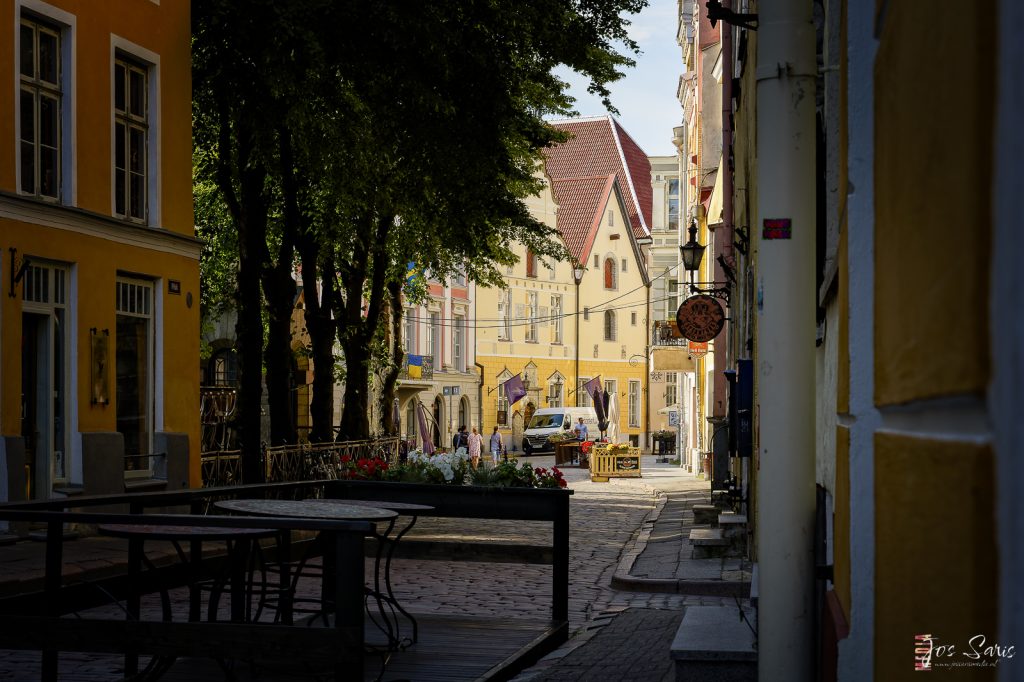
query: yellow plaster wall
1 0 199 484
873 2 993 406
0 0 193 235
874 434 996 680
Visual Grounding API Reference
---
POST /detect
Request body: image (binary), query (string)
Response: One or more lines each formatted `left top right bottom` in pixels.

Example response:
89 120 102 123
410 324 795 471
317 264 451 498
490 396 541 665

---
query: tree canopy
192 0 648 465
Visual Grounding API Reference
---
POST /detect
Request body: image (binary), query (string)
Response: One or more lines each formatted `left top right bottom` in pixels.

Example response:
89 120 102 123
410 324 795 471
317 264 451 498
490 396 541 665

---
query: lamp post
573 264 586 407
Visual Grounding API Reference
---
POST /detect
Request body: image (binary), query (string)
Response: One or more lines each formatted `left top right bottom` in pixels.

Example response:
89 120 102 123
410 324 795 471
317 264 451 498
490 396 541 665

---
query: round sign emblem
675 295 725 343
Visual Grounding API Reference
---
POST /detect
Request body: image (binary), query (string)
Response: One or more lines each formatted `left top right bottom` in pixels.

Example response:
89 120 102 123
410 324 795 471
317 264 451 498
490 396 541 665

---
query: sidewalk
511 457 753 682
0 456 753 681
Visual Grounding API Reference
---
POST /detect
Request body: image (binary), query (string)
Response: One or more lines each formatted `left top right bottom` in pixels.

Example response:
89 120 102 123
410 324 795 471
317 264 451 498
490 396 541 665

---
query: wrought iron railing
201 437 401 487
652 320 688 347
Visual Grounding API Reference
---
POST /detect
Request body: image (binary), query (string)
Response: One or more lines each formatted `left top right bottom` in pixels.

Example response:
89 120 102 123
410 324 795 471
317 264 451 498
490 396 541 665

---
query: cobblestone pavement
0 456 743 680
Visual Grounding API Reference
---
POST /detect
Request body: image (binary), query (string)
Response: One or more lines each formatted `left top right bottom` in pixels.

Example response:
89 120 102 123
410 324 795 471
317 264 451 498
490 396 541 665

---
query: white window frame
21 260 71 487
551 294 563 344
404 308 416 355
429 311 441 363
17 2 75 204
498 290 511 341
628 380 641 427
547 376 564 408
578 377 593 407
116 276 155 475
526 292 538 343
110 35 160 227
453 315 465 371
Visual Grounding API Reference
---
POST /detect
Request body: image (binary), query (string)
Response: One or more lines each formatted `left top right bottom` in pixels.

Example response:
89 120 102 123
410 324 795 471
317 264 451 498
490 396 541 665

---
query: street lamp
679 219 706 280
679 219 731 304
573 263 586 407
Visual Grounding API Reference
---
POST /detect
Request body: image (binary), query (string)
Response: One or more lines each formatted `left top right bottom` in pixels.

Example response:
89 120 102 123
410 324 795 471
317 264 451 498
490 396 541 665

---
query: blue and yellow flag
407 354 423 379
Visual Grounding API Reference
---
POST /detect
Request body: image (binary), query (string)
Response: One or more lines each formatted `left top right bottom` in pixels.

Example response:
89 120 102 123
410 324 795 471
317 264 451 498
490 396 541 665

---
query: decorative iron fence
200 437 400 487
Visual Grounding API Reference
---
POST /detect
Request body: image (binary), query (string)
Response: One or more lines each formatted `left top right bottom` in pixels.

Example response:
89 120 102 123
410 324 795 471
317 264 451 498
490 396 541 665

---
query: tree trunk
217 103 267 484
379 280 404 436
262 257 297 446
303 251 337 443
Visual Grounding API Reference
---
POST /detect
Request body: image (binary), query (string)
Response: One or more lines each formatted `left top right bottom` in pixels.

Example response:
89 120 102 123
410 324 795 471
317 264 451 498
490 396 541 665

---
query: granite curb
611 487 750 598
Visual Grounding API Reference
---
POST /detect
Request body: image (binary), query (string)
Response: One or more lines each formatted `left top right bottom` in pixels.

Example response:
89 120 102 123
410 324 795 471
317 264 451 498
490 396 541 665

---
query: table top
308 498 434 514
98 523 277 540
215 498 399 522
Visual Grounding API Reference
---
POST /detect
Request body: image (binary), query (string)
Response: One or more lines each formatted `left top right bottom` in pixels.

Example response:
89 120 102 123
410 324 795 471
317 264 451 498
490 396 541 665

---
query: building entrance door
21 311 66 499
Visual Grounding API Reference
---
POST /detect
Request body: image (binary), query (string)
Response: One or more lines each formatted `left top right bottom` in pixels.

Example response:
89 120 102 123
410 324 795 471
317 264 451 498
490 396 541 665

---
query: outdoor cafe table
308 498 435 646
97 522 277 679
213 499 404 648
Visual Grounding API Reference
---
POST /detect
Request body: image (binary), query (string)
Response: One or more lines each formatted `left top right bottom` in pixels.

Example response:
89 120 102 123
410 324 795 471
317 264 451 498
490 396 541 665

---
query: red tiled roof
543 116 652 242
550 175 616 265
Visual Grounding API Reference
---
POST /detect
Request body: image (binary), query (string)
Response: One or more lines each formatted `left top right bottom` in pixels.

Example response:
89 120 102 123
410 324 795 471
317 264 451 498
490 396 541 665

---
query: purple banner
504 374 527 406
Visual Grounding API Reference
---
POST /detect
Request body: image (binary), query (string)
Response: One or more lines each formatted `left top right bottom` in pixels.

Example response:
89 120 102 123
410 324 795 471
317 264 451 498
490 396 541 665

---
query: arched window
604 258 616 289
207 348 239 386
604 310 617 341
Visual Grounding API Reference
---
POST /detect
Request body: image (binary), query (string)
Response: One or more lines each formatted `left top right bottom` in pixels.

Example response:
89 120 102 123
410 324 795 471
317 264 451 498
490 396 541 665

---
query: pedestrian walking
453 425 468 451
489 426 503 465
468 426 483 469
573 417 589 442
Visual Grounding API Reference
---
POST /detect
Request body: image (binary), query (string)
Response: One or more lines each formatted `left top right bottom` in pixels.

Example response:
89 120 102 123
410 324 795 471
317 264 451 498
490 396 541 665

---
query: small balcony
652 320 688 347
398 354 434 381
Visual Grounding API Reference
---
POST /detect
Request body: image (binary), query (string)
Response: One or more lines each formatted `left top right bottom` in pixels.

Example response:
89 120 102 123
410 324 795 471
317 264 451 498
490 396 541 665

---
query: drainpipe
644 282 651 450
722 0 735 264
574 277 581 407
475 361 485 433
754 0 817 681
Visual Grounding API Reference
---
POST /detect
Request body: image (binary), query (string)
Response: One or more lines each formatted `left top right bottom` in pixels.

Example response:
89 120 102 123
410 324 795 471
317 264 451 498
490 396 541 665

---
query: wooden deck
0 613 565 682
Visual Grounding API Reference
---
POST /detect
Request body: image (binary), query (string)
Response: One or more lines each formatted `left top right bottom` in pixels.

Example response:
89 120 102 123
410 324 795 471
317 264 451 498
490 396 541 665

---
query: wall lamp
679 220 732 305
8 248 31 298
706 0 759 30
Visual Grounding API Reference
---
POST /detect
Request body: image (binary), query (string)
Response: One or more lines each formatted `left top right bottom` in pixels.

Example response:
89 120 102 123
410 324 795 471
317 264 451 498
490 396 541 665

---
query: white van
522 407 599 455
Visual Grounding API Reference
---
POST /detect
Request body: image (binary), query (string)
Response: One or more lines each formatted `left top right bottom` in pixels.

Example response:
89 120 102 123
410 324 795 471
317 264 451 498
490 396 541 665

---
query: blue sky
552 0 682 157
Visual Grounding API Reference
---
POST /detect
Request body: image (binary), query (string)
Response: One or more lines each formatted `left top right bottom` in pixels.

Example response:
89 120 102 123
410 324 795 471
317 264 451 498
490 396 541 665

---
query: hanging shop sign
676 295 726 343
687 341 709 358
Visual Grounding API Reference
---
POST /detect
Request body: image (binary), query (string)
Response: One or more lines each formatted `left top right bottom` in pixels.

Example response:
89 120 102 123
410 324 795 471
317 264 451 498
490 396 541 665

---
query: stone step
670 605 757 682
689 528 729 546
692 504 718 524
690 527 730 559
718 513 747 525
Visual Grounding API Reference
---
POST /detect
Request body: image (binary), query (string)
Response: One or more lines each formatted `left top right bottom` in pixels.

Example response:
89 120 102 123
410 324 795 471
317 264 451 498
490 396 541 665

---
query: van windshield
528 413 564 429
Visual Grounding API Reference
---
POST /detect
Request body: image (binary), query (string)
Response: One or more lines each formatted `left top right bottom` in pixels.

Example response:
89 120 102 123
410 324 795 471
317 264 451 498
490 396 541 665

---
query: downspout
574 278 581 407
722 0 735 264
475 361 485 434
644 282 651 450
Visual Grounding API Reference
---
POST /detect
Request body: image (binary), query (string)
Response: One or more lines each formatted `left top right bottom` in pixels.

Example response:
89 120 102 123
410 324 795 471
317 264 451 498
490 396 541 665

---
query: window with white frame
114 53 149 222
547 260 556 280
668 178 680 230
19 14 63 199
526 292 538 342
547 376 564 408
631 311 637 326
622 258 628 273
628 380 641 427
665 373 678 406
496 395 509 426
453 268 467 287
604 310 616 341
453 315 465 371
404 308 416 355
498 290 511 340
578 377 592 407
116 278 155 469
604 379 617 404
429 311 441 362
551 294 563 343
667 280 679 321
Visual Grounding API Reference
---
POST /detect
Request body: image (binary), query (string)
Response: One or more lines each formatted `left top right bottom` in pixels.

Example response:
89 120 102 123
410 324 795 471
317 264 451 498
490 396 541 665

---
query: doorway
21 309 67 500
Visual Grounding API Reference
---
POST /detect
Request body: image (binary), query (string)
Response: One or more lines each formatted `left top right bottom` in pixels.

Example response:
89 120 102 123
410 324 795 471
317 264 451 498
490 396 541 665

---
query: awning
705 156 725 227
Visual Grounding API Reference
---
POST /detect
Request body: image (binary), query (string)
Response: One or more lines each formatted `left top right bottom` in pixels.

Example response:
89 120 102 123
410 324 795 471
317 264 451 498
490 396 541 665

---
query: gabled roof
549 174 650 286
550 174 617 265
544 115 653 243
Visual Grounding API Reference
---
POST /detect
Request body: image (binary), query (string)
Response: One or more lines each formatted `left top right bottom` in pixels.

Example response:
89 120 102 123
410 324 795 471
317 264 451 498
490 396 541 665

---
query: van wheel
522 440 532 456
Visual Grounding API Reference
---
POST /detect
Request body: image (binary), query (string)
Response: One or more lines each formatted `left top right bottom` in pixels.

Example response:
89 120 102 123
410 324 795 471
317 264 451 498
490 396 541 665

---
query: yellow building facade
477 171 649 453
0 0 199 502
